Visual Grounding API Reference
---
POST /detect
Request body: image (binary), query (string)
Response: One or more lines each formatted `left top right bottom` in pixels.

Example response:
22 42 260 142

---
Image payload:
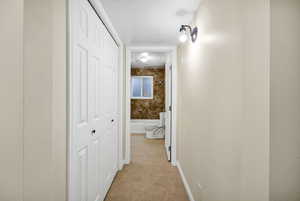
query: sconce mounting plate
191 27 198 43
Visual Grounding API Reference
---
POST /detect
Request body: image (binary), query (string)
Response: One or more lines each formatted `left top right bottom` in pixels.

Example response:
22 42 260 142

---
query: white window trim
131 76 154 99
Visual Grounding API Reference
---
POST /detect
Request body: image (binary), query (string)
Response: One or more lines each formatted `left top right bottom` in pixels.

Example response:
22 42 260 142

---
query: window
131 76 153 99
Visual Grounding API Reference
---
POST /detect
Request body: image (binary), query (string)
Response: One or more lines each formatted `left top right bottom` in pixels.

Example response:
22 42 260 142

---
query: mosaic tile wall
131 67 165 119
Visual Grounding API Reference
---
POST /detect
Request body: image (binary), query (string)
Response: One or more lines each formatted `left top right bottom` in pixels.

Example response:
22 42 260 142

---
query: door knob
91 129 96 136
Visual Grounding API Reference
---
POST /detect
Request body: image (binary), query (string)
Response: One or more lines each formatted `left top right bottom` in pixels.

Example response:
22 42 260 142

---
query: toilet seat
145 112 166 139
145 125 157 131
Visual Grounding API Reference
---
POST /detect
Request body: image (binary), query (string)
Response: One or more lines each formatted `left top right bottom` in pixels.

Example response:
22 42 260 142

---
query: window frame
131 76 154 99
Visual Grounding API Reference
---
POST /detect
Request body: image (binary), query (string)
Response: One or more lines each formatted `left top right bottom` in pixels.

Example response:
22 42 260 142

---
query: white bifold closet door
70 0 119 201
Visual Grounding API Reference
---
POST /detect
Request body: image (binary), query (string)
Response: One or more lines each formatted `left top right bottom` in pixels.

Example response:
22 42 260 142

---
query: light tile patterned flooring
104 134 189 201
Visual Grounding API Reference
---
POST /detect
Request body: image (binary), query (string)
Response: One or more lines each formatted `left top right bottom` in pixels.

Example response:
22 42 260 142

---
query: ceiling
131 52 166 68
100 0 200 45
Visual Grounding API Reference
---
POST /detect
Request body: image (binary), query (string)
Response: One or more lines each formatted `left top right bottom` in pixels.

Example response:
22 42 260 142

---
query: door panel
78 147 88 201
89 138 100 201
78 47 89 124
100 34 119 196
71 0 119 201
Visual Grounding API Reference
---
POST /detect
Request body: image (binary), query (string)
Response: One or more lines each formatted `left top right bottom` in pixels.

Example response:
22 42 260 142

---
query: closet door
100 28 119 195
70 0 119 201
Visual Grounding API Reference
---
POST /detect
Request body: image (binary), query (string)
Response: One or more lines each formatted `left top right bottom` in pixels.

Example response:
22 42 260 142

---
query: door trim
125 46 178 166
67 0 124 200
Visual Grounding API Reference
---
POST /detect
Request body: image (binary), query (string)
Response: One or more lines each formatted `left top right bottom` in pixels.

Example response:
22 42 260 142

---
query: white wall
240 1 270 200
270 1 300 200
0 1 67 200
177 0 270 200
23 0 67 201
0 1 24 200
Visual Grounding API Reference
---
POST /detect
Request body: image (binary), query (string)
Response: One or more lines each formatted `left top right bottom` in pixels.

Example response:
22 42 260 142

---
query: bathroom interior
130 51 170 161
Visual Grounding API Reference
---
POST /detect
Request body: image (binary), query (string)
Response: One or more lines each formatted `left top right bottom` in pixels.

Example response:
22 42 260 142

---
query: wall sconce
179 25 198 43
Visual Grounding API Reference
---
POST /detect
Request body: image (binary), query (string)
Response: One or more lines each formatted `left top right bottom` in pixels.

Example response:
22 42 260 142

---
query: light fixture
139 52 150 63
179 25 198 43
179 31 188 43
140 52 149 57
140 57 148 63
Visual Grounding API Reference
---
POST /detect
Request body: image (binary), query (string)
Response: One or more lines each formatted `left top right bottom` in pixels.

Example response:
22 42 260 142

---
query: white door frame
67 0 124 200
125 46 178 166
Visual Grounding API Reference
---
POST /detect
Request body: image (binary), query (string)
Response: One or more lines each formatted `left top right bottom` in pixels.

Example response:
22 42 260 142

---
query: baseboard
118 159 131 170
118 160 124 170
123 158 130 165
177 161 195 201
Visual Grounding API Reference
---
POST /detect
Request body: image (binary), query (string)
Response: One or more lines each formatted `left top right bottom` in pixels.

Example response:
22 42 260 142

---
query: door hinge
169 105 172 111
168 146 171 152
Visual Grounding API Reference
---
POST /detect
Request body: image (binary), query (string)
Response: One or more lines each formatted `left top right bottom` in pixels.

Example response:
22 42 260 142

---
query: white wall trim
125 46 178 166
177 161 196 201
118 159 126 170
171 47 177 166
125 48 132 164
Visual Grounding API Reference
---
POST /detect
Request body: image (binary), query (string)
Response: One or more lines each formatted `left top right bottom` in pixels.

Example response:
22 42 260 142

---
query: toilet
145 112 165 139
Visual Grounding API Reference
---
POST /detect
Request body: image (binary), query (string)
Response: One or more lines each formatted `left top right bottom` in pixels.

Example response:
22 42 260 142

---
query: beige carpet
104 134 189 201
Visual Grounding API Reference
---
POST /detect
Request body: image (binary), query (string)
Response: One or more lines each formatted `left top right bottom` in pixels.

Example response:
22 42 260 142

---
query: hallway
104 134 189 201
2 1 300 201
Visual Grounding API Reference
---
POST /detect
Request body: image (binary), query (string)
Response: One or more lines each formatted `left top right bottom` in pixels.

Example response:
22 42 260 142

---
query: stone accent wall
131 67 165 119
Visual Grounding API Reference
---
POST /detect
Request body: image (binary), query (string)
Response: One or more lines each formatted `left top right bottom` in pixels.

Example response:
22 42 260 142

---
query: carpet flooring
104 134 189 201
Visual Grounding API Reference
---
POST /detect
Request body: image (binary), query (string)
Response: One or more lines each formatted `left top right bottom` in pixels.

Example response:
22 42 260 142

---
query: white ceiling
100 0 200 45
131 52 166 68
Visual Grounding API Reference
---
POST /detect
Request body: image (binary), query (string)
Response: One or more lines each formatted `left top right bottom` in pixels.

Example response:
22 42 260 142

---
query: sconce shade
179 25 198 43
179 31 188 43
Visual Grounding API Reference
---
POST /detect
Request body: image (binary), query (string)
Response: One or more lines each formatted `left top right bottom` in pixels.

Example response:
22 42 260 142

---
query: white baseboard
123 158 130 165
177 161 195 201
118 160 124 170
118 159 130 171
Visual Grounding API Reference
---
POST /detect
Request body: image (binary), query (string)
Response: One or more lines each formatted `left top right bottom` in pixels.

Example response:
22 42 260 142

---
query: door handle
91 129 96 136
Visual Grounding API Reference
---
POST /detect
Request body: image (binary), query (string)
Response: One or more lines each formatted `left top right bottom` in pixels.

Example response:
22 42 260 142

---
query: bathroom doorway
125 46 177 166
